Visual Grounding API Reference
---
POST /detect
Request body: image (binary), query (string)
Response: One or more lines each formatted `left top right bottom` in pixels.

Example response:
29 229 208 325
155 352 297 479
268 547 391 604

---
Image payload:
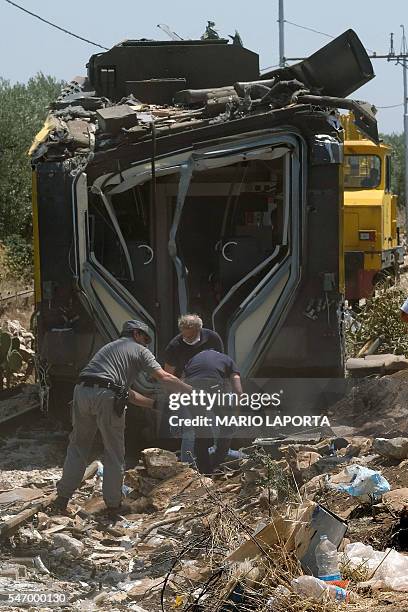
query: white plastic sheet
344 542 408 592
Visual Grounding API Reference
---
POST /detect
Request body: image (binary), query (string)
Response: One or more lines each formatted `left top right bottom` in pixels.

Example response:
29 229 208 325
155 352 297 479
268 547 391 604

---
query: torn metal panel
296 95 379 144
261 29 374 97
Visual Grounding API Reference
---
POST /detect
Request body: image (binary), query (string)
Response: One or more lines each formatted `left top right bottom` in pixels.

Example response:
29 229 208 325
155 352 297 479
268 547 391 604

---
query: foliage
381 132 404 206
345 283 408 357
3 235 33 281
254 449 299 505
0 73 63 278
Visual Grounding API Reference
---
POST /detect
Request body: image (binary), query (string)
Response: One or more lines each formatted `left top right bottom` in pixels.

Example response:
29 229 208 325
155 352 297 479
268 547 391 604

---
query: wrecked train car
31 30 376 396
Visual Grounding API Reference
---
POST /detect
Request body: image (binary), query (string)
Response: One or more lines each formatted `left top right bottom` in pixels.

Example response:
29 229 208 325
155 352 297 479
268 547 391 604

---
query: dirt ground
1 299 408 609
1 406 408 611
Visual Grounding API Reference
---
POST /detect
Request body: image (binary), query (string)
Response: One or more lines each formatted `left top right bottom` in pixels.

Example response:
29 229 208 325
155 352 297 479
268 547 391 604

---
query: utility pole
278 0 285 67
286 28 408 237
400 26 408 237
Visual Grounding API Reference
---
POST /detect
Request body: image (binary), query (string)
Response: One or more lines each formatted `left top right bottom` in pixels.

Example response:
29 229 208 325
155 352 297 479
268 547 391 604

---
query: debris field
2 377 408 611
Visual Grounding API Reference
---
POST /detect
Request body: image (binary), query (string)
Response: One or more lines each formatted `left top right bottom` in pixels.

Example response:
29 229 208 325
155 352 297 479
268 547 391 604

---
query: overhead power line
284 19 376 55
377 103 404 109
285 19 334 40
3 0 109 50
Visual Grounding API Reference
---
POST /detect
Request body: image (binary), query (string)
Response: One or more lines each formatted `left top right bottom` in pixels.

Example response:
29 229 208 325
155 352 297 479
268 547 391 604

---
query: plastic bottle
315 535 341 581
292 576 350 603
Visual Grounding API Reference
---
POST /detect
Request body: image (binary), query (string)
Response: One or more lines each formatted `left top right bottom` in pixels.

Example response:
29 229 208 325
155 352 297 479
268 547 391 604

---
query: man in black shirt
164 314 223 377
183 349 242 473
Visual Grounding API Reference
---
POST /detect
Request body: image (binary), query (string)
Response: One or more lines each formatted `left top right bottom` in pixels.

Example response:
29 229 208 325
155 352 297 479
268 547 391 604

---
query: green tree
381 132 404 206
0 73 63 278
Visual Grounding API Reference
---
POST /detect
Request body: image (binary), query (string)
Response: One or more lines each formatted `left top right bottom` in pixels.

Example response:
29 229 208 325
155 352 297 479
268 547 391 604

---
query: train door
171 134 303 375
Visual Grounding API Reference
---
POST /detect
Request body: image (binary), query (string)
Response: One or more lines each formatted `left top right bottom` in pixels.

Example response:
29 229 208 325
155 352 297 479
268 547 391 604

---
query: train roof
29 29 378 164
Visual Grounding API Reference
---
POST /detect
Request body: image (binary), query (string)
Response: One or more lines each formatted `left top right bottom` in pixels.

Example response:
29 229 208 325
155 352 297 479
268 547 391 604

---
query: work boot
48 496 69 514
105 502 133 519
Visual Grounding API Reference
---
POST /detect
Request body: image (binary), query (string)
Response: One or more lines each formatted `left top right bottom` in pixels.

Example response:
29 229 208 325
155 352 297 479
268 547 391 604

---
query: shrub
346 283 408 357
3 236 33 281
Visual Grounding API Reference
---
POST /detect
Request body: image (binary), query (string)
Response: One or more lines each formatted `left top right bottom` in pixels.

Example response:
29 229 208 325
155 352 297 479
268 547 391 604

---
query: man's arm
151 368 192 393
128 389 156 409
164 363 176 375
230 373 243 395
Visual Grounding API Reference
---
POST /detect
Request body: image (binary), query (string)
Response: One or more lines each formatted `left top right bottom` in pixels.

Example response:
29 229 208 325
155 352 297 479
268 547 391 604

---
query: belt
78 377 121 392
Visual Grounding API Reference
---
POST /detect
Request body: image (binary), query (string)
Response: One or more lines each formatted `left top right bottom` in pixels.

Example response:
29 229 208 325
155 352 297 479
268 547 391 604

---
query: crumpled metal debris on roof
29 29 378 164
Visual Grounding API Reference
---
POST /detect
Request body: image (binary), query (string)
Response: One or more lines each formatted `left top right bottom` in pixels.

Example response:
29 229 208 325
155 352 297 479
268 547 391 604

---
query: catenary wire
377 103 404 108
3 0 109 50
285 19 376 54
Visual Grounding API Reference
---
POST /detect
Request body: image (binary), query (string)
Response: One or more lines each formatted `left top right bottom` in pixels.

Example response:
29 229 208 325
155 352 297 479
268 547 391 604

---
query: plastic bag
291 575 350 602
344 542 408 592
329 464 390 500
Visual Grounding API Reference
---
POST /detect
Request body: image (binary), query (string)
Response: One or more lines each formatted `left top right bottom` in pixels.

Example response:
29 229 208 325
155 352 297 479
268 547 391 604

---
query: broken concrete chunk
373 437 408 460
300 473 327 498
383 488 408 513
52 533 84 557
96 105 138 133
148 467 197 510
125 468 157 496
141 448 182 479
296 451 322 471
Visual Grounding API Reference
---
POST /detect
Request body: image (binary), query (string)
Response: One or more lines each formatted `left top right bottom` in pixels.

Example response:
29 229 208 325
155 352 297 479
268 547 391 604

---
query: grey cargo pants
57 383 125 508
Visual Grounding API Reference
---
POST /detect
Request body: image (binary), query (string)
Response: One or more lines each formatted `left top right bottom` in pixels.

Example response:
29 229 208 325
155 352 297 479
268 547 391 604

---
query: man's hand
152 368 192 393
164 363 176 375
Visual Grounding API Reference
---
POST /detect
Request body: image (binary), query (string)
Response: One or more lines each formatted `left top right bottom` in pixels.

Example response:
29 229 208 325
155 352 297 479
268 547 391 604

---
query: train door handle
222 241 238 262
138 244 154 265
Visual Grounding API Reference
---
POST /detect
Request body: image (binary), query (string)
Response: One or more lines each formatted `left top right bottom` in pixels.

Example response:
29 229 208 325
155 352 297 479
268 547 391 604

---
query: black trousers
195 433 232 474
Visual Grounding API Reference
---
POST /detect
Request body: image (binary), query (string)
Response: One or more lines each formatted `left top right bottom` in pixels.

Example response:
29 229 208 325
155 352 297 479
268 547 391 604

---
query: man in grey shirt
55 320 190 516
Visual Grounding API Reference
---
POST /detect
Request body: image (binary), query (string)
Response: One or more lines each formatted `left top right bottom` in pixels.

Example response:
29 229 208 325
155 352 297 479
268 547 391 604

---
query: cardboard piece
226 502 347 574
296 504 348 576
226 501 316 562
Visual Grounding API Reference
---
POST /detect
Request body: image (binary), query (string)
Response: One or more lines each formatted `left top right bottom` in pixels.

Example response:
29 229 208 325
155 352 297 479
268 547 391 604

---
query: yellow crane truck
343 114 404 304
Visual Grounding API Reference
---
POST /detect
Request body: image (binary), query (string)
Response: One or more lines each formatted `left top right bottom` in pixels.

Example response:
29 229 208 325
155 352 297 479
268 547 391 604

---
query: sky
1 0 407 133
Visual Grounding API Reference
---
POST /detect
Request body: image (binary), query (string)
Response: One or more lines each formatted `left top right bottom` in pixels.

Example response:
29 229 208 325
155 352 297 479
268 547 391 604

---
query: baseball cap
121 320 152 341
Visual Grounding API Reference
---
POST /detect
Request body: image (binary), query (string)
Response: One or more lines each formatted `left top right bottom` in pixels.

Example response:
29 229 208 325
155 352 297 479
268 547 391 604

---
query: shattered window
88 185 153 309
344 155 381 189
176 156 287 326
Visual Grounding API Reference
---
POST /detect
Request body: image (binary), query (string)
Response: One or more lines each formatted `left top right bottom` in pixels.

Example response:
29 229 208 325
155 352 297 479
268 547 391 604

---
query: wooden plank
0 461 99 539
0 289 34 303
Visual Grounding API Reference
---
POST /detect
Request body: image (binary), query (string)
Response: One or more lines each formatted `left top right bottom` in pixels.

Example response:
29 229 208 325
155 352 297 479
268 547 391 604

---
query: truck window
344 155 381 189
385 155 391 192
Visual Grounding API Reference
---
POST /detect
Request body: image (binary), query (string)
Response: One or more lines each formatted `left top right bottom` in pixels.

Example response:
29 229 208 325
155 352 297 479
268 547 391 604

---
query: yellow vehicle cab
343 114 403 303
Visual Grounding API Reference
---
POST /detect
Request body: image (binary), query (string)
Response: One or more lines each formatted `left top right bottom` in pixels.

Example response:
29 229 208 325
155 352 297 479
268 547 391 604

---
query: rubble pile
28 81 306 163
2 421 408 610
29 44 377 167
328 369 408 437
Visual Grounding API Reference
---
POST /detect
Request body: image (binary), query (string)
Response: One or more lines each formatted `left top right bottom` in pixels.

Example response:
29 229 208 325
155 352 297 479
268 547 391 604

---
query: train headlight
359 230 376 241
